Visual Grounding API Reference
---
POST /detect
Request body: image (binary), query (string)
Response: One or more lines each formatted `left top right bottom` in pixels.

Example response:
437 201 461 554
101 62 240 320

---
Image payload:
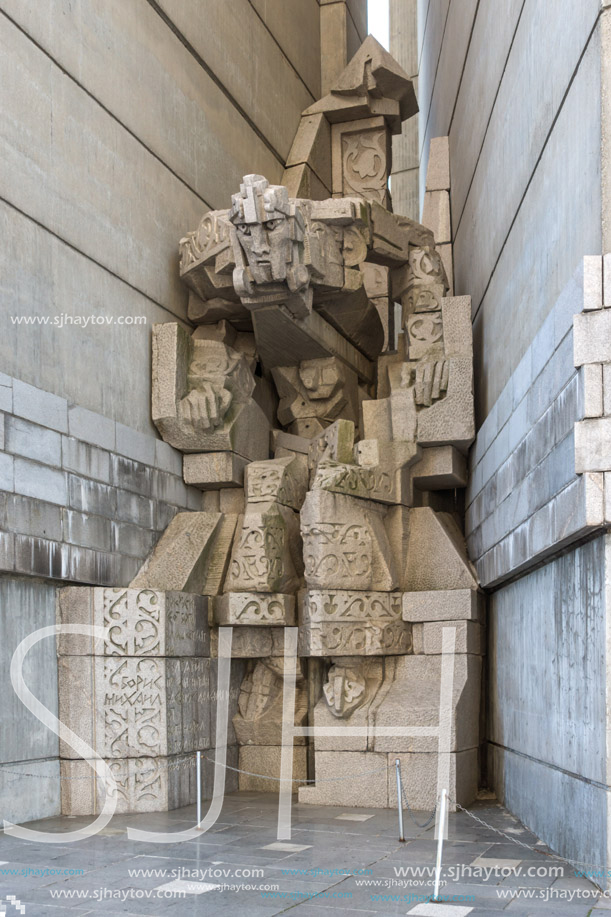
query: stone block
299 590 410 656
12 379 68 433
210 626 288 658
183 452 248 490
298 751 387 806
214 593 296 626
224 501 302 594
116 491 155 529
60 754 197 815
604 253 611 307
415 356 474 451
111 521 155 559
421 190 451 243
130 512 237 595
284 113 332 189
209 657 246 747
402 588 482 623
583 255 603 310
412 445 467 490
115 423 156 466
219 487 245 514
58 655 210 758
110 455 155 496
233 657 307 746
57 587 209 657
388 749 478 810
310 657 386 751
425 136 450 191
581 364 604 418
416 621 482 654
575 417 611 472
574 310 611 365
271 429 311 456
68 405 115 451
14 458 66 506
4 493 62 541
301 489 398 591
374 654 482 753
152 323 269 461
5 416 61 467
155 439 182 477
402 507 478 591
238 745 307 792
61 437 110 483
62 509 112 553
245 456 308 510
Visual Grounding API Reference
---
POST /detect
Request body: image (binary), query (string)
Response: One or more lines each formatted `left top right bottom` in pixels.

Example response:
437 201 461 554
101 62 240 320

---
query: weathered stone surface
214 592 296 626
574 309 611 365
422 189 451 243
224 501 303 594
130 512 238 596
299 590 410 656
413 621 482 655
402 588 482 623
400 507 478 591
301 490 398 591
245 456 308 510
210 625 288 658
308 419 356 474
388 749 478 810
57 587 209 657
183 452 248 490
271 429 311 457
312 459 399 504
61 754 197 815
311 657 386 751
575 417 611 472
152 323 269 460
58 655 210 758
233 657 307 746
374 654 481 753
298 751 388 806
425 136 451 191
238 745 307 792
284 112 332 189
412 444 467 490
331 115 392 208
219 487 246 514
272 358 359 427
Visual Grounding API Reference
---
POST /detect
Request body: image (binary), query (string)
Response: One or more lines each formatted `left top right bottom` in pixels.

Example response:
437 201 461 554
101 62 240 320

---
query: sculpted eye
237 224 251 235
266 219 281 230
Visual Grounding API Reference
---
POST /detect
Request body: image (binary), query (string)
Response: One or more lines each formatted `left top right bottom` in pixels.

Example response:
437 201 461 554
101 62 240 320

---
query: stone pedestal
57 587 210 815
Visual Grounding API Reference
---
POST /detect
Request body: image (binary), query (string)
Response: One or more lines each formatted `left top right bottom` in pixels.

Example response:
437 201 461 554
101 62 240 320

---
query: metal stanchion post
395 758 405 842
433 788 448 902
196 751 202 830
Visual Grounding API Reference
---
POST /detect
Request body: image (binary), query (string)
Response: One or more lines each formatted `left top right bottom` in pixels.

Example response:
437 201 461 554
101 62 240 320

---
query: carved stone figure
233 657 308 746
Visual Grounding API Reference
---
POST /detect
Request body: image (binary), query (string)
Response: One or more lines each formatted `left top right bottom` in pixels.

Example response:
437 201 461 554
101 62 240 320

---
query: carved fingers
413 359 449 407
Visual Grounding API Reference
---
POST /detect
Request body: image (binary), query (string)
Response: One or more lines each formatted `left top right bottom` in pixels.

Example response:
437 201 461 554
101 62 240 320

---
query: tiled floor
0 793 606 915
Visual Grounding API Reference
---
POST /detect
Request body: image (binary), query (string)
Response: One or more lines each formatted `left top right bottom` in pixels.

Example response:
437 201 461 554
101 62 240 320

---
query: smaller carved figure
177 340 255 436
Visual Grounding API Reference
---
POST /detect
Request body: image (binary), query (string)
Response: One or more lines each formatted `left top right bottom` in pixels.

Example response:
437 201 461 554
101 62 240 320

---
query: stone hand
179 382 229 433
413 359 449 407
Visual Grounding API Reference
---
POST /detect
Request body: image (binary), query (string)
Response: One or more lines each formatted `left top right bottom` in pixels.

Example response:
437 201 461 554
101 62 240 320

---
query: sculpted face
323 664 367 718
233 214 292 284
299 358 342 400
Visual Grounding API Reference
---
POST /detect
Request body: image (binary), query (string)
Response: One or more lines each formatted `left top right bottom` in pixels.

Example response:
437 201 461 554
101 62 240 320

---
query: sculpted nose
251 225 270 254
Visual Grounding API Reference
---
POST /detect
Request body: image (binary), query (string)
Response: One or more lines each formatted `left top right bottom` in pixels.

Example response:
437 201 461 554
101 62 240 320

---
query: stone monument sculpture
56 36 482 815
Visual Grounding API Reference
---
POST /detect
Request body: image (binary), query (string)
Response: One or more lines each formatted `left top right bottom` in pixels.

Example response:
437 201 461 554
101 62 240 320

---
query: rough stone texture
575 417 611 471
57 587 209 657
301 489 398 591
421 190 451 243
299 590 410 656
233 657 308 746
60 754 197 816
298 751 388 806
209 625 288 658
389 750 478 811
574 309 611 365
415 620 482 655
183 452 249 490
224 501 303 594
425 137 450 192
373 654 481 754
238 745 307 792
412 444 467 490
130 512 237 595
58 655 211 759
214 592 296 626
399 507 478 591
403 588 482 623
245 456 308 510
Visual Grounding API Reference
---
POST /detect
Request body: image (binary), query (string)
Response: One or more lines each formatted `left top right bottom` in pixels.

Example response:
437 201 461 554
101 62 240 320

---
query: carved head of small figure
229 175 294 283
323 663 368 718
298 357 343 401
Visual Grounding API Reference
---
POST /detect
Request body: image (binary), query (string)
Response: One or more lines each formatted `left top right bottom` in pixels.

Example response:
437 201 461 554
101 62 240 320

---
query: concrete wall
0 0 341 824
413 0 611 868
487 535 610 868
